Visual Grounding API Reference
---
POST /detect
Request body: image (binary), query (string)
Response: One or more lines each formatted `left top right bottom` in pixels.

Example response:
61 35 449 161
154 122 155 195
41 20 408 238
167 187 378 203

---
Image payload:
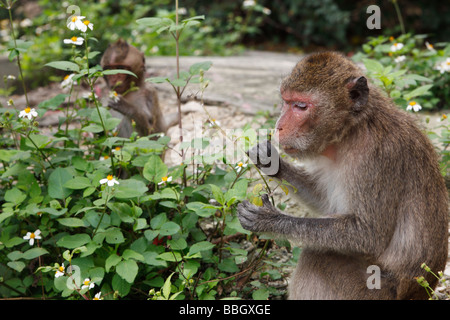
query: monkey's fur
238 52 448 300
100 39 167 137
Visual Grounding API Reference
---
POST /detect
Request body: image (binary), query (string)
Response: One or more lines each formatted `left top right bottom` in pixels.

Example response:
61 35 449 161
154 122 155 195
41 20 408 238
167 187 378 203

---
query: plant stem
26 132 55 169
6 2 30 107
392 0 406 34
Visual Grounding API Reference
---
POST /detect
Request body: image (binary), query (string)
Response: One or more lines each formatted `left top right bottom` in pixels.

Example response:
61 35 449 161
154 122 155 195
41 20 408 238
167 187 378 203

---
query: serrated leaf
404 84 433 101
64 176 92 189
189 241 215 256
116 260 138 283
189 61 212 75
57 234 91 249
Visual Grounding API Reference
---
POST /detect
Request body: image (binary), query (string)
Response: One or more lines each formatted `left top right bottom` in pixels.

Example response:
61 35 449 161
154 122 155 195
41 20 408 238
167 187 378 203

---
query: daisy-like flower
81 278 95 290
112 146 121 153
435 58 450 74
158 176 173 185
394 55 406 63
55 263 65 278
64 36 84 46
82 20 94 31
390 42 404 52
19 107 38 120
109 90 120 103
61 73 77 89
208 118 220 127
23 229 41 246
67 15 86 31
406 101 422 112
7 99 14 106
100 175 119 187
425 41 435 51
235 161 248 173
93 292 103 300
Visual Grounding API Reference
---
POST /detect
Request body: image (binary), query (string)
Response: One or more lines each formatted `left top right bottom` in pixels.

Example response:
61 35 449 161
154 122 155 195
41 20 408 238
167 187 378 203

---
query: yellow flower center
107 175 113 181
84 280 90 286
58 266 64 272
93 296 100 300
442 114 447 120
389 36 394 41
446 61 450 65
64 74 70 80
83 20 90 26
238 162 244 167
72 17 77 22
71 36 78 42
115 147 121 152
24 107 31 113
29 232 35 239
162 176 168 182
104 155 109 160
409 101 416 106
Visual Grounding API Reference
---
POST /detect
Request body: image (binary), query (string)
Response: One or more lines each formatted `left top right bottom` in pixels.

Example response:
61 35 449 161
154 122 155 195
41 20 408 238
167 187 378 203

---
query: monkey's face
104 70 130 94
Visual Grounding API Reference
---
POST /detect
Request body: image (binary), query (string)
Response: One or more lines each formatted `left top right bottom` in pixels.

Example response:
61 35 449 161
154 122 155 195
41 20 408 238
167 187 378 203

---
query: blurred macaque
100 39 166 137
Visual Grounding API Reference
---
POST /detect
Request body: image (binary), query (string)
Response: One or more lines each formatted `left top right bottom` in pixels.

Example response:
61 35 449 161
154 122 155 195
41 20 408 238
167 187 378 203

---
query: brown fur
101 39 167 137
238 52 448 300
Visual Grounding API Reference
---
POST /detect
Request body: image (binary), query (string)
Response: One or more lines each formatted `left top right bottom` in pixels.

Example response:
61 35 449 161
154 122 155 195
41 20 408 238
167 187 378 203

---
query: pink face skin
277 90 315 152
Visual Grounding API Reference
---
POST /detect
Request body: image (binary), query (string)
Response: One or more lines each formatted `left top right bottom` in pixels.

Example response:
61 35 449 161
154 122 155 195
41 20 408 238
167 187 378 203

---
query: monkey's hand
248 140 281 177
237 194 283 233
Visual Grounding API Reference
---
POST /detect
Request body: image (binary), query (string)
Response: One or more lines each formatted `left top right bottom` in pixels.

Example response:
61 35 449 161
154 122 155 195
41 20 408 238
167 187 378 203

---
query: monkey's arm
108 94 153 136
237 194 383 255
249 141 325 209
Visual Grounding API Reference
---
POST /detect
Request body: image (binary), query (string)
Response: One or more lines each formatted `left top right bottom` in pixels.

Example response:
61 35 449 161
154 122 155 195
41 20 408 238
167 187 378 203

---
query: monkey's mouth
282 146 297 154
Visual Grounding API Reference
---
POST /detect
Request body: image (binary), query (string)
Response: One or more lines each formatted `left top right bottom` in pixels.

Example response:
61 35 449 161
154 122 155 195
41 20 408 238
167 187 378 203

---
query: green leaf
185 202 216 217
4 188 26 205
7 261 26 272
189 241 215 255
37 94 69 110
145 76 168 83
102 69 137 78
252 288 270 300
57 218 86 227
116 260 139 283
26 134 51 149
115 179 148 199
404 84 433 101
107 202 134 223
143 155 167 183
105 254 122 272
162 273 175 299
209 184 225 205
112 274 131 297
105 228 125 244
167 238 187 251
189 61 212 75
22 247 49 260
64 177 92 190
159 222 180 236
45 61 80 72
57 234 91 249
362 58 384 74
122 249 145 262
48 167 74 200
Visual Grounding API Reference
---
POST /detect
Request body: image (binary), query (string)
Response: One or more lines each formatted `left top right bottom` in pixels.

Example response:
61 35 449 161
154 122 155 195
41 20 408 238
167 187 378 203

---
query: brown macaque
238 52 448 300
100 39 167 138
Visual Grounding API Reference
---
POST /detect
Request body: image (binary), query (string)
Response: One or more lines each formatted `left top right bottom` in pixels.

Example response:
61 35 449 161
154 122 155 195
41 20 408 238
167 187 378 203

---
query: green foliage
0 2 294 300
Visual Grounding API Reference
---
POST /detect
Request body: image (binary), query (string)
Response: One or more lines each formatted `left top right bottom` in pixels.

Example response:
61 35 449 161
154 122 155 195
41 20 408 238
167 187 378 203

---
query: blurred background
0 0 449 90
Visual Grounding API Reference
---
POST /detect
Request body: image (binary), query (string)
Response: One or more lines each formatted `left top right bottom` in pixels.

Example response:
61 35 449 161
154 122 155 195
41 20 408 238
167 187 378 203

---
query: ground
2 50 449 299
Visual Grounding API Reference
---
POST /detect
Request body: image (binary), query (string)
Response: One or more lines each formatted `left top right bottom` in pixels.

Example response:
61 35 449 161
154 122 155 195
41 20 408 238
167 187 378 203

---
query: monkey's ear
347 76 369 112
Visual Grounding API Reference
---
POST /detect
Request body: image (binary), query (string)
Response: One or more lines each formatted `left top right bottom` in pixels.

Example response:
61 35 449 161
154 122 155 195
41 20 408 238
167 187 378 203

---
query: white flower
19 107 38 120
262 7 272 15
61 73 77 89
235 161 248 173
243 0 256 8
93 292 103 300
435 58 450 74
100 175 119 187
425 41 435 51
208 118 220 127
109 90 120 103
55 263 65 278
390 42 404 52
67 15 86 31
64 36 84 46
23 229 41 246
7 75 16 80
158 176 173 185
81 278 95 290
7 99 13 106
82 19 94 31
406 101 422 112
394 55 406 63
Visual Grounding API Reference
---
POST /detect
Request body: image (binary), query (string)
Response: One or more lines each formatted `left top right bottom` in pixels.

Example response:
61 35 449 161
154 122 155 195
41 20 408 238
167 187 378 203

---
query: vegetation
0 0 448 300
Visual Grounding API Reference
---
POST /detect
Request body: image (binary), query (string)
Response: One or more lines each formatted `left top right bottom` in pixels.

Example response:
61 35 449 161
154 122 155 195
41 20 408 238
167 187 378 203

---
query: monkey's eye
292 102 308 110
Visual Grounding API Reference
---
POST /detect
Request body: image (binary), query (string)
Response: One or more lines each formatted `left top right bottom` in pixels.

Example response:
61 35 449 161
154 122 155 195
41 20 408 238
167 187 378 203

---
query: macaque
238 52 448 300
100 39 167 137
